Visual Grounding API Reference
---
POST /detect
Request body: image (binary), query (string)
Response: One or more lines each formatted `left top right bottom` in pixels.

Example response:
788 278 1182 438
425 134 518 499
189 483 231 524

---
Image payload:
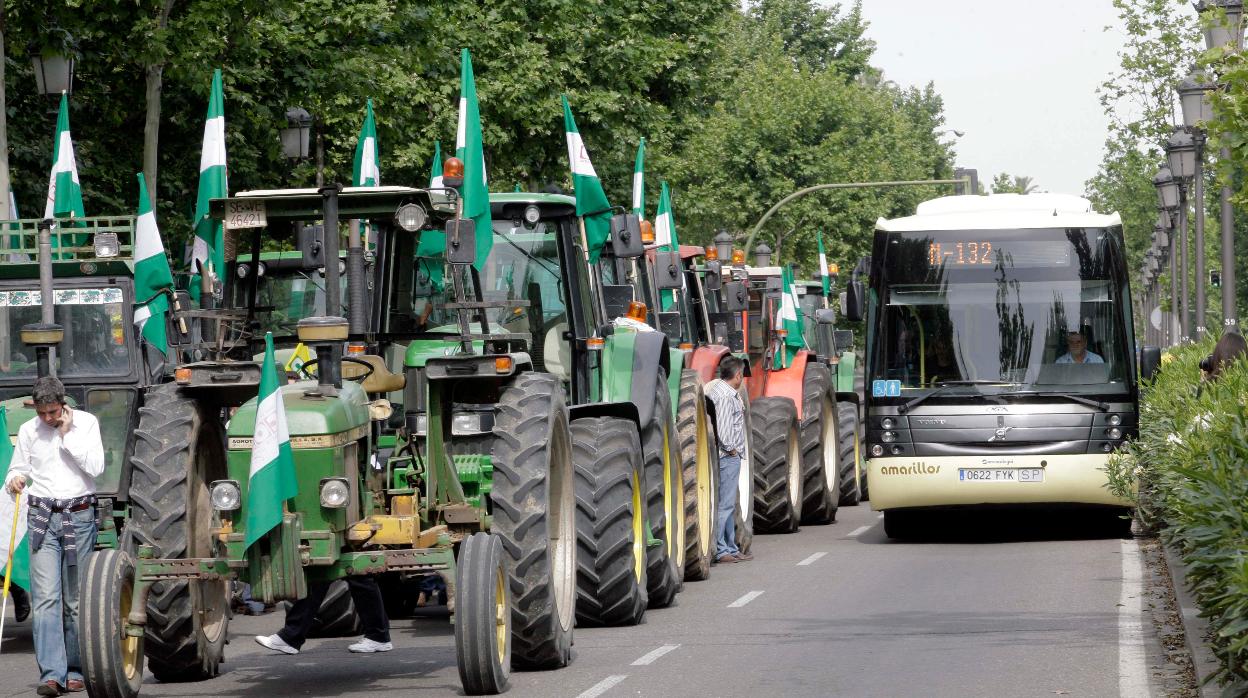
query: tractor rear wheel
799 364 838 525
733 387 755 554
308 580 363 637
455 532 512 695
80 549 143 698
751 397 802 534
836 401 862 506
571 417 648 626
489 373 575 670
641 369 684 609
126 384 228 681
676 370 716 582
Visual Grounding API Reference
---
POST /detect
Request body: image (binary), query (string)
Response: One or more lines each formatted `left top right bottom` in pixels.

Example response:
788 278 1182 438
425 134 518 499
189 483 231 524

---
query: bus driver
1056 328 1103 365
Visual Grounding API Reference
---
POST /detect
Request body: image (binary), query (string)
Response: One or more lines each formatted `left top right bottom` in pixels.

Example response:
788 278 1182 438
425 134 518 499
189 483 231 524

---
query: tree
991 173 1038 194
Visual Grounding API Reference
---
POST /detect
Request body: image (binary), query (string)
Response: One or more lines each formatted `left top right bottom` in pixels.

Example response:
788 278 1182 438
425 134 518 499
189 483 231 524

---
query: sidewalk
1162 542 1221 697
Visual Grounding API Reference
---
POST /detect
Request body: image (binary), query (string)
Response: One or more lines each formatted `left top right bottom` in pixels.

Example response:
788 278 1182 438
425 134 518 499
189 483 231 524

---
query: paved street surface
0 505 1184 697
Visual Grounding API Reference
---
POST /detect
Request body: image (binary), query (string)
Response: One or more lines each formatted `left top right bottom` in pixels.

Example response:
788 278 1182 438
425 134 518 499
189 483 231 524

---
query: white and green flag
774 264 806 369
562 96 611 263
655 181 679 251
44 92 84 220
456 49 492 269
429 141 443 189
133 174 174 355
817 229 831 298
244 333 299 550
0 406 30 592
632 138 645 217
191 69 228 297
352 99 379 187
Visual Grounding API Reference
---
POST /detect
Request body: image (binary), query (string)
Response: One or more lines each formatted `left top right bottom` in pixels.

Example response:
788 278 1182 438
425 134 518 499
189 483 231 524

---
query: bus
860 194 1137 537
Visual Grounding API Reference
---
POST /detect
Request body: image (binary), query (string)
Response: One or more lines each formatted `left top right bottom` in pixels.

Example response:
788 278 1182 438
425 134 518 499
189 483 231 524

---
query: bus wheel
883 510 920 539
455 532 511 695
751 397 802 534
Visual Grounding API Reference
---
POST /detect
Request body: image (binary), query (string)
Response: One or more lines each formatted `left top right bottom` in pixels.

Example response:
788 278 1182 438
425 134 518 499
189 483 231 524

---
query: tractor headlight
319 477 350 508
395 203 427 232
452 413 486 435
209 480 241 511
93 232 120 258
523 205 541 226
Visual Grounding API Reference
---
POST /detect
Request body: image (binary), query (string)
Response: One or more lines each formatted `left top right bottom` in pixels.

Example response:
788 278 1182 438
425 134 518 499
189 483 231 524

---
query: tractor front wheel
80 548 143 698
455 532 512 695
751 397 802 534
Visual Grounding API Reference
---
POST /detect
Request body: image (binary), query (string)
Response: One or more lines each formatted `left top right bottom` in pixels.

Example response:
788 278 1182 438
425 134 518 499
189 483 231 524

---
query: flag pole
0 490 20 653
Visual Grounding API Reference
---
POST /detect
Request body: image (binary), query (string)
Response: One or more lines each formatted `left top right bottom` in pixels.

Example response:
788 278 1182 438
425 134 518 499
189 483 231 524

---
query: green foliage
1105 338 1248 690
990 173 1037 194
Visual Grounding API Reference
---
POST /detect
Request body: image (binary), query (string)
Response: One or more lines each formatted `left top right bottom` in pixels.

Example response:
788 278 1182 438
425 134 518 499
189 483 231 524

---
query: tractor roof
489 192 576 207
0 216 136 280
210 186 455 223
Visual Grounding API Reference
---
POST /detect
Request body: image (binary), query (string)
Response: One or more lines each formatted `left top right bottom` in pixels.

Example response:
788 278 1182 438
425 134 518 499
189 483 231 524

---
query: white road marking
577 675 628 698
797 552 827 566
847 525 871 537
631 644 680 666
1118 538 1150 698
728 590 765 607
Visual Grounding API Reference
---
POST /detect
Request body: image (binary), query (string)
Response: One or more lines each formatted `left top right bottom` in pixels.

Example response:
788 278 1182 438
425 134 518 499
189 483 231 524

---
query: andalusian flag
655 181 682 310
455 49 492 269
133 174 174 355
562 96 611 263
0 407 30 592
817 229 831 297
774 265 805 369
352 99 379 187
44 93 84 220
429 141 444 189
632 138 645 217
191 69 228 298
244 333 299 550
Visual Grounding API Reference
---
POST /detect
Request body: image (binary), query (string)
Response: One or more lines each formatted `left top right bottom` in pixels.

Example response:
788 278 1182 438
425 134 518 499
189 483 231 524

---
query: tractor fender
834 350 858 393
689 344 730 384
761 349 812 421
834 391 860 407
599 328 670 428
568 401 641 433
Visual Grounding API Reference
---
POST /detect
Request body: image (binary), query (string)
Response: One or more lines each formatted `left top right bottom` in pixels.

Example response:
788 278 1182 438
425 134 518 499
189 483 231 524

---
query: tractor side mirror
658 311 682 340
609 213 644 258
445 219 477 265
298 224 325 270
722 281 748 312
602 284 634 319
654 251 683 290
704 260 723 291
845 280 865 322
814 308 836 325
1140 345 1161 383
833 329 854 352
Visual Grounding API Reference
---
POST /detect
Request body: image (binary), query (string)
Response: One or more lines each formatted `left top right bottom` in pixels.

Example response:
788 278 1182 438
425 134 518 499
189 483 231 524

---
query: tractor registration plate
958 468 1044 483
223 199 267 230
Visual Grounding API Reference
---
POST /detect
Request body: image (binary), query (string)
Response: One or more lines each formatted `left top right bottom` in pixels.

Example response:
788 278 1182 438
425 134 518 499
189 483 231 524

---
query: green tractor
79 185 575 697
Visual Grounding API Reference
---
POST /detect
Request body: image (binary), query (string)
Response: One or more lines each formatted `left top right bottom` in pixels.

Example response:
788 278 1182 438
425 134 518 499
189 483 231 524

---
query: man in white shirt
1056 330 1104 365
704 356 751 563
5 376 105 696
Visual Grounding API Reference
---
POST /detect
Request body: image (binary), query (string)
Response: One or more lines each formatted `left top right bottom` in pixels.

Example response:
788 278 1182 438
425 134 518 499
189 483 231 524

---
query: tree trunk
0 6 12 221
141 0 177 194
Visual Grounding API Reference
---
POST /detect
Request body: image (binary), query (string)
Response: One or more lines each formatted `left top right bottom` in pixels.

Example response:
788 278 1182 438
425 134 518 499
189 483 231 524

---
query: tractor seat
342 354 406 394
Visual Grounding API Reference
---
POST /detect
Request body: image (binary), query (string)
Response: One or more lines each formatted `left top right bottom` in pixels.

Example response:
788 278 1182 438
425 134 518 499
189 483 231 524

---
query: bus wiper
1000 390 1109 412
897 380 1011 414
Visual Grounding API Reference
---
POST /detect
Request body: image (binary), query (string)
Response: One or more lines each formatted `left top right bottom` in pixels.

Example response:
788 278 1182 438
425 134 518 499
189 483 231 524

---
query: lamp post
1196 0 1243 330
1166 130 1197 341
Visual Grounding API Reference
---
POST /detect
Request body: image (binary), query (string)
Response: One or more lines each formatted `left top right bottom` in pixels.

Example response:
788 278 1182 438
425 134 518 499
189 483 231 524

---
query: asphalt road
0 505 1185 697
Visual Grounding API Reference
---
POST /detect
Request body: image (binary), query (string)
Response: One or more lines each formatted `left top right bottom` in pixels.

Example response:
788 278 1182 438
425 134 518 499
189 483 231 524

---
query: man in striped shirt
704 356 751 563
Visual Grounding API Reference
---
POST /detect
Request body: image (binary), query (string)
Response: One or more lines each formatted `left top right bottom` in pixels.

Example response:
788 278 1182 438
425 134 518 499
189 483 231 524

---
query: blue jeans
716 454 741 557
30 507 97 686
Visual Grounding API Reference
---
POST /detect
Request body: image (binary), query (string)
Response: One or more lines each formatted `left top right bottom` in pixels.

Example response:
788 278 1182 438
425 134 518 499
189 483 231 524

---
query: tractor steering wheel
298 356 376 383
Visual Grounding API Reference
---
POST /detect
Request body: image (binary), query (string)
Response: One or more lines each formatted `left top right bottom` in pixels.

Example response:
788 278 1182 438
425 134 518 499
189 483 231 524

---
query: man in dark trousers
704 356 752 563
255 576 393 654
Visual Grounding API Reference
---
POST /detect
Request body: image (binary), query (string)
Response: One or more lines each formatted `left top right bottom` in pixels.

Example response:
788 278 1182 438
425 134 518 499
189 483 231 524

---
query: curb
1162 542 1221 697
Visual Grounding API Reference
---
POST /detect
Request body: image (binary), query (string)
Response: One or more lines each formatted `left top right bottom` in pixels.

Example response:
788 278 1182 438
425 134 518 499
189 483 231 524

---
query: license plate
958 468 1045 482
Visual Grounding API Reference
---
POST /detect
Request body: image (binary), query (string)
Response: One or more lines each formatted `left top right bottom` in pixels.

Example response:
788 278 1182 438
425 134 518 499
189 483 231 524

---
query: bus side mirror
609 213 644 258
722 281 748 312
1140 345 1161 383
445 219 477 265
704 260 723 291
654 251 683 290
845 280 865 322
298 224 325 270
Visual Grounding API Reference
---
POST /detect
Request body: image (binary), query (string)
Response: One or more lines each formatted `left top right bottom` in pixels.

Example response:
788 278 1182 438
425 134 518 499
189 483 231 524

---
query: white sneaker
348 637 393 653
255 634 299 655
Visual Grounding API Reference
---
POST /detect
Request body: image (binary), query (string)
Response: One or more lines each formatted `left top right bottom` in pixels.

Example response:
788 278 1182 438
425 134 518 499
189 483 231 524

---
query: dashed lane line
1118 538 1150 697
631 644 680 666
847 525 871 537
728 590 765 608
577 674 628 698
797 552 827 565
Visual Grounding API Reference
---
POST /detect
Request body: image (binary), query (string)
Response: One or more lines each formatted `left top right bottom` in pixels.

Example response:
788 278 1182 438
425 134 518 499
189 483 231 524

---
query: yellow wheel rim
662 425 686 567
632 471 644 581
494 566 508 665
121 571 140 681
695 404 713 555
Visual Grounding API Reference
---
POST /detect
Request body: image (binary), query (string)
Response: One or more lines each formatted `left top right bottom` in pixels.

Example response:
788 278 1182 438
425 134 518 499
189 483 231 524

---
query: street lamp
754 243 772 268
280 107 313 161
1196 0 1244 50
1179 69 1217 128
1153 167 1180 210
1166 128 1198 180
30 40 76 97
714 230 733 262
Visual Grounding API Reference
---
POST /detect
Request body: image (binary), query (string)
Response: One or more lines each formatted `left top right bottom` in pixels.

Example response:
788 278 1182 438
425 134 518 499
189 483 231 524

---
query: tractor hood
404 335 484 367
228 380 369 439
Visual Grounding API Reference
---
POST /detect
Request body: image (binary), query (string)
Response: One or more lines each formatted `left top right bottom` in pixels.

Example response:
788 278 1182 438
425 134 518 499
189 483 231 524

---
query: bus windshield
868 227 1130 397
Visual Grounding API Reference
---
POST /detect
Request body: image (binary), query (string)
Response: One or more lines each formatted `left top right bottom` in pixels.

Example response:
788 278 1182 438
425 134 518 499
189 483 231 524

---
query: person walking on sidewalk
704 356 752 563
255 576 393 655
4 377 105 696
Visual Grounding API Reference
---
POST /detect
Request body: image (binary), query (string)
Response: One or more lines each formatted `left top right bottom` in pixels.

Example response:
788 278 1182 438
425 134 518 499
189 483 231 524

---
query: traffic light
1210 269 1222 289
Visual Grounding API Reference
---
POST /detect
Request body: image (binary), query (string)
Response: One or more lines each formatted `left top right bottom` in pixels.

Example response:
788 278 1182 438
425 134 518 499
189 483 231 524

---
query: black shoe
36 681 63 696
11 586 30 622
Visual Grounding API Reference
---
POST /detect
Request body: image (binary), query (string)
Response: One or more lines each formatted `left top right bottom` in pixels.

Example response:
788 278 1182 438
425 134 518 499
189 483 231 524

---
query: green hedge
1106 338 1248 692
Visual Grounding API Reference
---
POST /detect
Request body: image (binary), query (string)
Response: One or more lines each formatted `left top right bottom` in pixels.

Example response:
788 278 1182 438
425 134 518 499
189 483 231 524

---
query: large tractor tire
126 383 229 682
80 549 143 698
308 580 363 637
733 387 755 555
455 532 512 695
676 370 716 582
640 369 685 609
836 401 863 506
750 397 802 534
490 372 576 670
798 364 839 525
571 417 648 626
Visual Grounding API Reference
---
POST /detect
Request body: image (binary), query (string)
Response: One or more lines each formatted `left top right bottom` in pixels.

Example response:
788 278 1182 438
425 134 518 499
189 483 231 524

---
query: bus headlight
881 431 896 443
320 477 350 508
1107 414 1121 426
870 444 885 457
881 417 895 429
1106 427 1122 440
209 480 241 511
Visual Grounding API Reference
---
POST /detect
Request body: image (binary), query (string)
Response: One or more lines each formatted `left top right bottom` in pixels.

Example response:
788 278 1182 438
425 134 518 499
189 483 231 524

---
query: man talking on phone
4 376 105 696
